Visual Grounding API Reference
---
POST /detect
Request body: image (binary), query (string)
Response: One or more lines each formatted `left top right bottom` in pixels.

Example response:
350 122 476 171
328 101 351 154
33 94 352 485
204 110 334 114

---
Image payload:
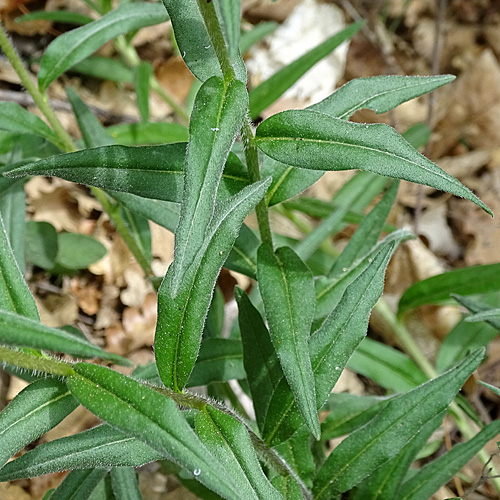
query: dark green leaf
248 22 363 119
25 220 58 270
48 468 109 500
119 205 152 264
399 419 500 500
161 0 245 82
195 406 282 500
0 425 162 481
134 62 153 123
0 102 62 148
308 75 455 119
71 56 133 84
187 339 245 387
107 122 188 145
109 467 142 500
271 476 303 500
312 350 484 498
218 0 241 61
398 264 500 316
257 244 320 438
0 309 130 365
55 232 106 270
66 363 243 499
16 10 93 25
38 3 169 92
0 212 39 319
155 178 270 391
0 378 78 467
255 111 491 216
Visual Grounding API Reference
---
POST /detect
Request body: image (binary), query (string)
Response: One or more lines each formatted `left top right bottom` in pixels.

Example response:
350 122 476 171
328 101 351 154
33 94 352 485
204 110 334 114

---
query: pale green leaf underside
255 110 491 216
38 3 169 91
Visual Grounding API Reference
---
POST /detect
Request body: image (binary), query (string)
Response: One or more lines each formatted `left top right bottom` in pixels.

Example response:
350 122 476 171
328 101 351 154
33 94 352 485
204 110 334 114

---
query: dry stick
413 0 447 234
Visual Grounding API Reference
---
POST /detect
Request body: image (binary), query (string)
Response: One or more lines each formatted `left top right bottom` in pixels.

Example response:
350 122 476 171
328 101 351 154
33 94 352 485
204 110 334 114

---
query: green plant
0 1 499 499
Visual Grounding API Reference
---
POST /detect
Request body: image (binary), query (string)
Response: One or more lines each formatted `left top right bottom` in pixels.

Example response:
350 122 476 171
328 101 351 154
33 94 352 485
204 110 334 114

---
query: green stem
196 0 235 83
0 346 75 377
375 298 500 494
90 188 153 278
0 24 76 152
242 118 273 247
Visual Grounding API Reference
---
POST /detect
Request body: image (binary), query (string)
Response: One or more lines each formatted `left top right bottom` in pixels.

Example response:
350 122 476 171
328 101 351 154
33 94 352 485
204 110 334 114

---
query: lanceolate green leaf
155 179 270 391
0 181 25 273
0 212 39 319
161 0 245 82
107 122 188 145
399 419 500 500
0 425 162 481
309 75 455 119
218 0 241 61
195 406 283 500
109 467 142 500
255 111 491 216
16 10 93 25
248 22 363 119
398 263 500 316
452 294 500 330
6 144 249 204
48 468 109 500
0 102 62 148
38 3 169 92
169 77 247 283
257 244 320 439
66 363 242 499
312 349 484 498
239 22 277 54
0 379 78 467
0 309 130 365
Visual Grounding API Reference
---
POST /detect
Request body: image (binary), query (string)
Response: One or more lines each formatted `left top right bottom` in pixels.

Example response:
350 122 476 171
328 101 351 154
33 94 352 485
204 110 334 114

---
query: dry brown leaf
70 276 102 316
36 292 79 328
0 481 32 500
94 283 120 330
121 267 153 307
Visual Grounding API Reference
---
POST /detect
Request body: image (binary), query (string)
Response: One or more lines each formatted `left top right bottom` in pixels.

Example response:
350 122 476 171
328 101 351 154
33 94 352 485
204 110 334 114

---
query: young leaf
38 3 169 92
168 76 247 283
398 263 500 316
257 244 320 439
0 102 62 148
399 419 500 500
109 467 142 500
255 111 491 216
0 379 78 467
309 75 455 119
48 468 109 500
195 406 283 500
0 309 130 365
155 178 270 391
452 294 500 330
0 425 162 481
161 0 246 82
0 212 39 319
187 339 245 387
312 349 484 498
248 22 363 119
66 363 242 499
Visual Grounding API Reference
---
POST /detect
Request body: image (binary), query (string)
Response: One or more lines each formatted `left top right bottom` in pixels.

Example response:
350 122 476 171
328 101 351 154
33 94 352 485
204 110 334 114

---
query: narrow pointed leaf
309 75 455 119
109 468 142 500
239 22 277 54
16 9 93 25
161 0 245 82
134 62 153 123
313 350 484 498
235 288 287 433
0 378 78 467
71 55 133 84
155 179 270 391
399 419 500 500
349 412 445 500
0 212 39 319
465 308 500 323
248 22 363 119
0 309 130 365
0 425 162 481
38 3 168 92
452 294 500 330
255 111 491 215
107 122 188 145
6 144 249 203
257 244 320 439
271 476 303 500
1 180 26 272
218 0 241 61
327 180 398 279
398 263 500 316
0 102 62 148
195 407 283 500
169 76 247 283
48 468 108 500
66 363 242 499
